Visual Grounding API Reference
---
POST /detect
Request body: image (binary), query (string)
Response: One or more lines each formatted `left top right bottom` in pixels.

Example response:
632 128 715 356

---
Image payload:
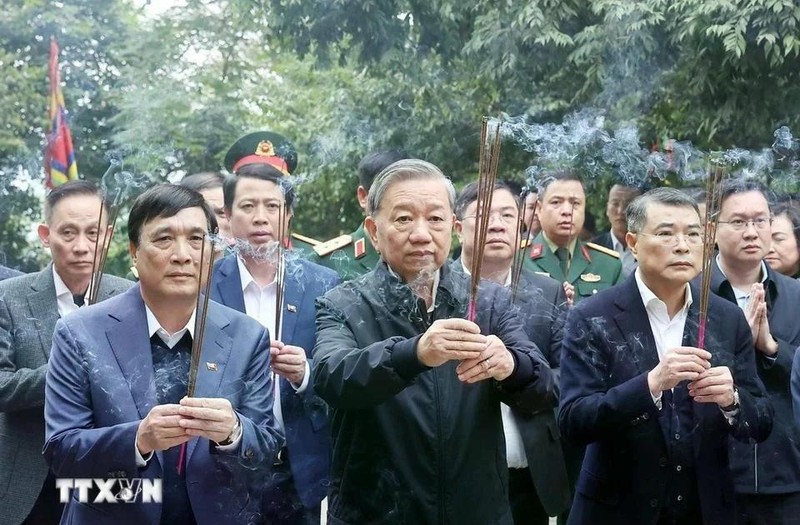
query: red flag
44 38 78 189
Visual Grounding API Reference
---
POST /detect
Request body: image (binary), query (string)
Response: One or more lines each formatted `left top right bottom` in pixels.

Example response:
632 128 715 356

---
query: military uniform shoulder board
354 238 367 259
584 241 620 259
519 238 532 249
292 232 321 246
313 234 353 257
529 243 544 259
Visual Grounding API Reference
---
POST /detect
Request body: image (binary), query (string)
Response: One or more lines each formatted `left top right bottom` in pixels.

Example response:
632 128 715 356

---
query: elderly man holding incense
452 179 571 525
705 178 800 525
312 158 556 524
43 184 282 525
559 187 772 525
0 180 132 525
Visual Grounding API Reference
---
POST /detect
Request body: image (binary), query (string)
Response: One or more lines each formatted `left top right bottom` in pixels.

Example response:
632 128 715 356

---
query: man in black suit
708 178 800 524
592 183 641 277
559 187 772 525
454 180 571 524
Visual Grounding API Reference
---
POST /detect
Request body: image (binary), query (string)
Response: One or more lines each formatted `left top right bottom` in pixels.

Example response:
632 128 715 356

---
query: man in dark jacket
705 178 800 524
560 188 773 525
313 159 557 525
453 180 571 524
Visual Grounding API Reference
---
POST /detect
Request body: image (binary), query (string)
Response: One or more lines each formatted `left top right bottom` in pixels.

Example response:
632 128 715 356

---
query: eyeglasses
460 212 518 224
717 217 772 231
636 232 705 246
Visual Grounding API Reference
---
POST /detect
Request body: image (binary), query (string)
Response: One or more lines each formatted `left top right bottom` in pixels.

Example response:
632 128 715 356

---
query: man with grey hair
313 159 557 524
560 187 772 525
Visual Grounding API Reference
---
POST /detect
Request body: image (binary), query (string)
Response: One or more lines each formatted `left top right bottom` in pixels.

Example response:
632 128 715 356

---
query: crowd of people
1 129 800 525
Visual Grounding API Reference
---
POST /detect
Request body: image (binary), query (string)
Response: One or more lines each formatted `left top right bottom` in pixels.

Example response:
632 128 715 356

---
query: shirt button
674 433 681 440
677 495 683 502
642 413 649 420
676 465 682 472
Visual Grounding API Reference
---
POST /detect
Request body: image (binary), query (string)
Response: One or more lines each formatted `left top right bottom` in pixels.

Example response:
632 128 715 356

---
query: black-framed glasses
636 231 705 246
717 217 772 231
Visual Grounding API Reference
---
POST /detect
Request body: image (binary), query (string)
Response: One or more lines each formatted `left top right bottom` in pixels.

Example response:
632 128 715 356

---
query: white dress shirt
237 257 309 434
53 267 82 317
459 260 526 468
634 269 692 410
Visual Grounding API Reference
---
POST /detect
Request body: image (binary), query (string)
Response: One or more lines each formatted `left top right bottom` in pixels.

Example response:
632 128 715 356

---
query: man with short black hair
593 183 642 276
179 171 231 239
453 180 571 524
44 184 282 524
0 180 132 524
560 187 772 525
523 170 623 303
213 162 339 524
707 178 800 525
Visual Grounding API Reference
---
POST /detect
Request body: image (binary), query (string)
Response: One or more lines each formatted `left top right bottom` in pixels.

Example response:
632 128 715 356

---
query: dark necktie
72 294 85 307
555 247 570 277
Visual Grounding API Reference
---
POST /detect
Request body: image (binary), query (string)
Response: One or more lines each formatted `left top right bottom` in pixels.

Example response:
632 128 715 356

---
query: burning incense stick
178 233 216 474
697 163 726 349
510 189 537 302
275 203 287 341
468 117 503 321
87 187 123 305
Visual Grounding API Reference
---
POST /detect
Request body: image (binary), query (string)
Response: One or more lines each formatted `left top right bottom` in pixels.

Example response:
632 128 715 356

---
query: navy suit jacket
43 285 283 525
211 254 339 507
559 275 773 525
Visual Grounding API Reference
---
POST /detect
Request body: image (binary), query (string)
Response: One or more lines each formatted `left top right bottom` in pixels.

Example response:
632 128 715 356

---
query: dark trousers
261 450 320 525
22 472 63 525
736 491 800 525
508 467 549 525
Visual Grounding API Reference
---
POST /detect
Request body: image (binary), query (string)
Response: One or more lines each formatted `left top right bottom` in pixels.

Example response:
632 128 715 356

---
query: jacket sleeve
43 319 143 478
727 314 773 444
0 296 47 412
558 308 662 445
490 290 557 414
756 333 795 386
312 295 430 410
792 348 800 427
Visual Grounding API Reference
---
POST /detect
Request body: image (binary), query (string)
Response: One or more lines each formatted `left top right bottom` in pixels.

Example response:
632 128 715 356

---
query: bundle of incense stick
468 117 503 321
275 203 287 341
697 163 726 349
510 189 537 302
86 188 122 305
178 233 216 475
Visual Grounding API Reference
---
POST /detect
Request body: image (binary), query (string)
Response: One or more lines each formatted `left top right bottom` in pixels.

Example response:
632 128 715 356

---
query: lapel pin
206 362 218 371
287 304 297 312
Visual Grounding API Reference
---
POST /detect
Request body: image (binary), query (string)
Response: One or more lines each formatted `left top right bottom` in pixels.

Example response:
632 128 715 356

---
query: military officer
311 149 410 280
523 170 623 304
224 131 320 256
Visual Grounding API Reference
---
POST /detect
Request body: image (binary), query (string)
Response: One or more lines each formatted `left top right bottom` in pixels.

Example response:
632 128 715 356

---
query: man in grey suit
0 264 22 281
0 180 132 525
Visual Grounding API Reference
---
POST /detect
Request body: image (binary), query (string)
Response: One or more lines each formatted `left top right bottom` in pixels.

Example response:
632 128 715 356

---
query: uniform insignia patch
529 244 544 259
354 238 366 259
287 304 297 313
580 273 602 283
206 362 218 371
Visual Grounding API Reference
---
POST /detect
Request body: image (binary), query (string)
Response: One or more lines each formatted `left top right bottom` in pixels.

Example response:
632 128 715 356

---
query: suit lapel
280 261 303 344
105 288 157 420
611 276 660 375
187 305 232 462
27 267 61 359
566 244 590 285
214 256 246 314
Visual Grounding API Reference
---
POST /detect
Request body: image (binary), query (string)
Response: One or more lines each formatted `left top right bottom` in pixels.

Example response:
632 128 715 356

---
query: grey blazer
0 266 132 525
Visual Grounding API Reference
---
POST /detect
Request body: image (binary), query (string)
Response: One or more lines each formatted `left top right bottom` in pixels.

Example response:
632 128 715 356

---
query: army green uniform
522 232 623 304
310 223 379 281
289 232 321 258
